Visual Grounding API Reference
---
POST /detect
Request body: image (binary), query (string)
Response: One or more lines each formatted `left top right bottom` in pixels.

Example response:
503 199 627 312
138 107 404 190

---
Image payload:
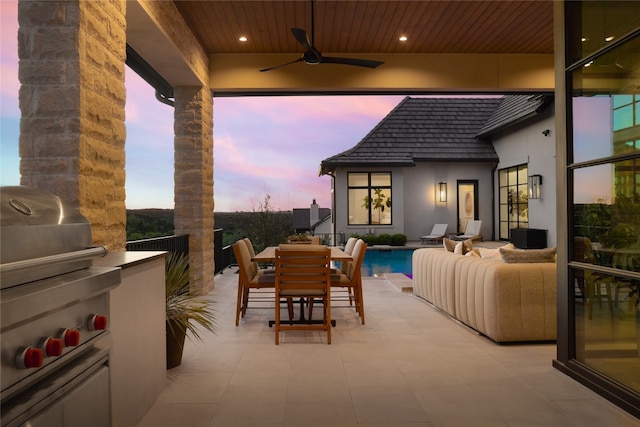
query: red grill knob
16 347 44 369
59 329 81 347
42 337 64 357
88 314 108 331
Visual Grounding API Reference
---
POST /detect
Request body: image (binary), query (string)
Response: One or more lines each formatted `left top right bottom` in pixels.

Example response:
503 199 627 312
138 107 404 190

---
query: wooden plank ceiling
173 0 554 56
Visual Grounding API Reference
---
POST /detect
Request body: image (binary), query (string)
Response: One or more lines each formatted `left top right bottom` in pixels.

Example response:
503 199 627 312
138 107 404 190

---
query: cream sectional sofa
412 248 557 342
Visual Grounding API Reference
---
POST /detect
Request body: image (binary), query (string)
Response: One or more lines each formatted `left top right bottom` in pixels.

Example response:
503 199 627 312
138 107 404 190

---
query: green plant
361 233 379 246
391 233 407 246
288 233 311 242
362 188 390 223
165 252 215 343
377 233 392 245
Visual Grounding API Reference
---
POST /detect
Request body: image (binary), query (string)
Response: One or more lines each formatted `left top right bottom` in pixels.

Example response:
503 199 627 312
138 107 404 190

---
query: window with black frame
347 172 391 225
498 165 528 240
569 33 640 394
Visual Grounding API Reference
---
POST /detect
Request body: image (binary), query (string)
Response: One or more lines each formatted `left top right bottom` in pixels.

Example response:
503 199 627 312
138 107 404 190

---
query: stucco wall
402 162 495 241
492 106 557 246
332 163 496 242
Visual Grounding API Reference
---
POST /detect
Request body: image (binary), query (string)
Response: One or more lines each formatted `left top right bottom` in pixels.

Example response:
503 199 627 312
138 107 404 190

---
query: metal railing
126 230 235 275
125 234 189 255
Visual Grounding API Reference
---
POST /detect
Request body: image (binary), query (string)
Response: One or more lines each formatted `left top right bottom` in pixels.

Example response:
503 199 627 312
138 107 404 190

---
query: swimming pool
360 248 416 277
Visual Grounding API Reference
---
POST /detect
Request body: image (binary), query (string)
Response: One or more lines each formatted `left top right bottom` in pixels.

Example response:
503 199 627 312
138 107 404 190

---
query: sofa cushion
499 247 557 263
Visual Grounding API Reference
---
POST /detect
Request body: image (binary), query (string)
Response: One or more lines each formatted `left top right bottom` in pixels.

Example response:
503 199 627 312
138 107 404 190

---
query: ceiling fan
259 0 384 72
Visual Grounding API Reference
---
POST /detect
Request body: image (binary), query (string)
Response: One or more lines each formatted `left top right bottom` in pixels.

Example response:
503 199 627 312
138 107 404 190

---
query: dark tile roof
476 94 553 138
292 208 331 230
320 96 503 175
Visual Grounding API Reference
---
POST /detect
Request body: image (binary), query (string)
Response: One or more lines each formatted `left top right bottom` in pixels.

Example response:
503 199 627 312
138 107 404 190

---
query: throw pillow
499 247 557 263
465 249 480 257
453 239 473 255
478 247 499 260
478 243 515 262
443 237 456 252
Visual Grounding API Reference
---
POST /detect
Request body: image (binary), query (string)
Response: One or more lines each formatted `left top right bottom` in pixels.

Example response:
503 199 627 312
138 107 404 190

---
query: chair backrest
278 243 327 251
233 241 255 283
574 236 595 264
346 239 368 281
241 238 258 277
242 238 256 258
274 247 331 292
343 237 358 255
465 220 482 235
431 223 448 236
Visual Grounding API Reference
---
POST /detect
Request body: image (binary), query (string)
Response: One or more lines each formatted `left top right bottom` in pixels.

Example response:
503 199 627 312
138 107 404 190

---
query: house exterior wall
403 162 495 241
332 167 406 239
332 162 495 243
491 106 557 246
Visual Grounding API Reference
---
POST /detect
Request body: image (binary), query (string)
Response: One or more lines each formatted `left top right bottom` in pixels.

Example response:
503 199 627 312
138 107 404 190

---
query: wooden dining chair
232 240 276 326
273 246 332 345
330 239 368 325
242 237 275 274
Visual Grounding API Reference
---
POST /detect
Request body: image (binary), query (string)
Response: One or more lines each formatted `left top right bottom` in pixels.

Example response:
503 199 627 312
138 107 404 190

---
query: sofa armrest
412 248 459 316
455 257 557 342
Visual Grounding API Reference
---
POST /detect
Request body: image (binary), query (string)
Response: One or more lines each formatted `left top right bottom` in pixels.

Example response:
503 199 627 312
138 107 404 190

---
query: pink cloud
0 1 19 118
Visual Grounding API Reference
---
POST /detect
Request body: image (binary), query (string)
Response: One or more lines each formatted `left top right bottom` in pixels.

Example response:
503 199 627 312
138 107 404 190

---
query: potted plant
165 252 215 369
287 233 312 243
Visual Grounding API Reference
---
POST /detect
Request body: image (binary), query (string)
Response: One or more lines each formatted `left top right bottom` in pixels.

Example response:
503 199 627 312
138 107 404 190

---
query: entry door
457 180 478 233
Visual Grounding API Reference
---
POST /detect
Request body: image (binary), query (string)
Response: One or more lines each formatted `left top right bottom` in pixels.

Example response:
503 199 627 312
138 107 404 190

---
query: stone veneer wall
139 0 213 293
18 0 127 250
174 86 214 293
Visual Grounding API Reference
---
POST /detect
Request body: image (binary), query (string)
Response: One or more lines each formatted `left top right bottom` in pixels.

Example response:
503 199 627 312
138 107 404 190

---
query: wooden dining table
251 245 352 327
251 245 352 263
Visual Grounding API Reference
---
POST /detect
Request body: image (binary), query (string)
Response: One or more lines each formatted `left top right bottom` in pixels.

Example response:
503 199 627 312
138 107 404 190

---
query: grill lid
1 186 96 287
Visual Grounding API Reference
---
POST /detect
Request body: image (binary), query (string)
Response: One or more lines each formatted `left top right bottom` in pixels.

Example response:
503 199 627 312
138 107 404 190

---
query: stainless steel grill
0 186 121 427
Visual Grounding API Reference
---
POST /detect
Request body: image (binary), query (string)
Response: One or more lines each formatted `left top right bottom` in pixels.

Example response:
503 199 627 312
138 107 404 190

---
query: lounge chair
451 220 483 241
420 223 448 244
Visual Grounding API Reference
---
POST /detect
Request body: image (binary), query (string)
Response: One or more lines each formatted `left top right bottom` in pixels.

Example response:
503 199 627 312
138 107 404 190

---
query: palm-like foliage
165 252 216 342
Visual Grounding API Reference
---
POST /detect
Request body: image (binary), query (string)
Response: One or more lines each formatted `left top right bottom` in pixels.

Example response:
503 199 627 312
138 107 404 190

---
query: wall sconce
438 182 447 203
528 174 542 199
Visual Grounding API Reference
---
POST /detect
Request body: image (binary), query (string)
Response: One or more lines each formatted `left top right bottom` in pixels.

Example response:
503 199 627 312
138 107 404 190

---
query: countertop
93 251 166 270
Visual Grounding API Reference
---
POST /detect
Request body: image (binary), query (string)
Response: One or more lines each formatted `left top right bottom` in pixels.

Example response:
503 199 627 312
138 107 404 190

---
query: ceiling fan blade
321 56 384 69
259 57 304 72
291 28 313 51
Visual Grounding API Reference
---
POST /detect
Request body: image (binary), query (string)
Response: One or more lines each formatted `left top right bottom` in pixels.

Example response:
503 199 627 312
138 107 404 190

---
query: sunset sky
0 1 403 212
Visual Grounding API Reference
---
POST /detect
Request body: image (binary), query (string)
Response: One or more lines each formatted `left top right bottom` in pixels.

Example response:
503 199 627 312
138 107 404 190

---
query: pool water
360 248 416 277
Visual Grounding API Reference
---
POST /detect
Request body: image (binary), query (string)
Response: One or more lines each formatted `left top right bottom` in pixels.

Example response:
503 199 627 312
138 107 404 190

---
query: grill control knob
41 337 64 357
16 347 44 369
59 328 81 347
88 314 108 331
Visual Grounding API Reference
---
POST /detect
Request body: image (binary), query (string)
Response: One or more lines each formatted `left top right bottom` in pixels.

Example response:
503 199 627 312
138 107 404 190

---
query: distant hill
126 209 174 241
126 209 294 248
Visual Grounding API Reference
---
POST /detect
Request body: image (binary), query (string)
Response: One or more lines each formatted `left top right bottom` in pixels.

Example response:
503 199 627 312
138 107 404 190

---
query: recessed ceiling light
581 37 587 42
239 36 248 42
399 35 408 42
605 36 614 42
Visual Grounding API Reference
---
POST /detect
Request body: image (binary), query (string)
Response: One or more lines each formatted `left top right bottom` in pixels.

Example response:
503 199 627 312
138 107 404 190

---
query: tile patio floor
136 266 639 427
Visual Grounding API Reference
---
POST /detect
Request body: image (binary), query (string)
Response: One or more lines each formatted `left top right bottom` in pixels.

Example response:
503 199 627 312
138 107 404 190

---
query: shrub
361 233 379 246
391 233 407 246
377 233 392 245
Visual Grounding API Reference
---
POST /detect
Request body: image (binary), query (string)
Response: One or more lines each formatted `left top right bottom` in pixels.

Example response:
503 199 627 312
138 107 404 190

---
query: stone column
174 86 214 294
18 0 127 250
